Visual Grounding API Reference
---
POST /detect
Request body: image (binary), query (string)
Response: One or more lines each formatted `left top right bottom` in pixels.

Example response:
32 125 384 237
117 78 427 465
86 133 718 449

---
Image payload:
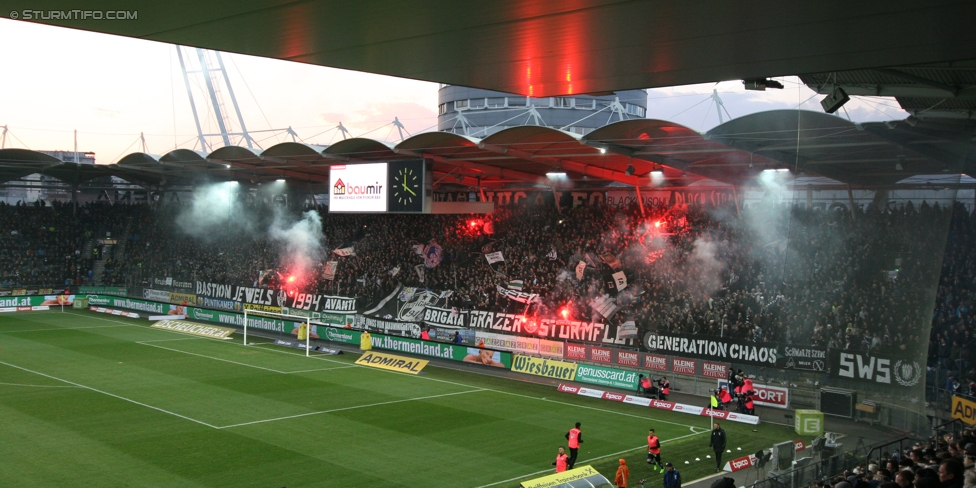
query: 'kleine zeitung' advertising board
329 163 388 212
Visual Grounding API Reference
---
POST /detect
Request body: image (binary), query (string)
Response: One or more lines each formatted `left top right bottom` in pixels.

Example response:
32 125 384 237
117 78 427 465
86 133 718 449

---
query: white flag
333 247 355 257
589 294 619 319
618 320 639 339
575 261 586 280
485 251 505 264
612 270 628 291
323 261 338 281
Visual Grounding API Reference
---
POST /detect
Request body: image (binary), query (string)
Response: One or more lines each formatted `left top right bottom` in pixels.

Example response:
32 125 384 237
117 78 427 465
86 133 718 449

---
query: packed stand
108 199 951 355
0 200 140 288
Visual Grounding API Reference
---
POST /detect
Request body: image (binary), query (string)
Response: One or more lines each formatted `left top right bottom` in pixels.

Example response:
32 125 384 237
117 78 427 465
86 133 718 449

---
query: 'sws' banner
828 350 924 389
195 281 356 314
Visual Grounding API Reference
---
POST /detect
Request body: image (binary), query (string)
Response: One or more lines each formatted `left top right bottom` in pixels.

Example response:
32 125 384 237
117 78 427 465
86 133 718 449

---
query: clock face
387 160 424 212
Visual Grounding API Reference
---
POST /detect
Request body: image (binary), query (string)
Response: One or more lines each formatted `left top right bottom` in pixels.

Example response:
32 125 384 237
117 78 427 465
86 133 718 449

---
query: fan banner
485 251 505 264
642 331 827 369
195 280 356 314
827 350 924 389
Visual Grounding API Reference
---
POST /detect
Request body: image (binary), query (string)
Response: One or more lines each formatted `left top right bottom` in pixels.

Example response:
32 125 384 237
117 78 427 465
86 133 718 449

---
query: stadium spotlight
276 179 286 182
225 164 231 168
599 148 607 154
820 86 850 114
743 78 784 91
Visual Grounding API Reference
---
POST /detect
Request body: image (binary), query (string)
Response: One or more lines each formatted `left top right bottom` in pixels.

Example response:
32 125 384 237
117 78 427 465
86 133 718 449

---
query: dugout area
0 309 815 487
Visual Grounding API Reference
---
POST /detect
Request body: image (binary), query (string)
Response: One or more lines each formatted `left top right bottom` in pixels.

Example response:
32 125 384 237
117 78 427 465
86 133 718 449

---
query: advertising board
329 162 389 212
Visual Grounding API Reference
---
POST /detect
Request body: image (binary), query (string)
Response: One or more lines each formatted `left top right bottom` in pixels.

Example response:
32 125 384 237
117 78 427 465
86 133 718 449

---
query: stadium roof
1 111 973 190
8 2 976 97
801 62 976 120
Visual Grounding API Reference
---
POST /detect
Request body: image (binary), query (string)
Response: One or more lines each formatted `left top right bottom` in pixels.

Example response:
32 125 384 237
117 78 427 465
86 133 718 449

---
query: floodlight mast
175 46 256 152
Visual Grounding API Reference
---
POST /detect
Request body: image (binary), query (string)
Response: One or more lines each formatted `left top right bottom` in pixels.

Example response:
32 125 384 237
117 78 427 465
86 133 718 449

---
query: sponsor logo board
643 354 668 371
718 380 789 409
615 350 640 367
702 361 727 379
575 364 639 390
512 355 578 380
151 320 235 339
953 396 976 425
589 346 612 363
672 358 696 375
556 384 759 425
565 344 587 360
355 351 428 374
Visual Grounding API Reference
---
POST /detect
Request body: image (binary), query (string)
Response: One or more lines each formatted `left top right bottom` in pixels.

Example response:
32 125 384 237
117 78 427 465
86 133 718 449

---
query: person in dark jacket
709 422 727 472
938 459 964 488
663 462 681 488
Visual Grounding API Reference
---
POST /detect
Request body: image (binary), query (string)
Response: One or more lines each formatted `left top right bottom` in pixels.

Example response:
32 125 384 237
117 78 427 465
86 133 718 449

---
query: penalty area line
0 359 219 429
135 342 360 374
474 428 710 488
218 388 487 429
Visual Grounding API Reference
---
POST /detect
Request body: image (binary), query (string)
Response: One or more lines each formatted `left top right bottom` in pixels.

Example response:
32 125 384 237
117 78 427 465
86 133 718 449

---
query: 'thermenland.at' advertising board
329 163 388 212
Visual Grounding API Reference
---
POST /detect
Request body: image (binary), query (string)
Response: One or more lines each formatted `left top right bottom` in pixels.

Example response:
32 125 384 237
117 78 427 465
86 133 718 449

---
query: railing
746 434 924 488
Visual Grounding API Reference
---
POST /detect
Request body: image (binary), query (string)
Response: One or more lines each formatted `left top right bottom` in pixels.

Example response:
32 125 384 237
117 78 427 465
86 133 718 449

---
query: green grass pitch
0 311 805 487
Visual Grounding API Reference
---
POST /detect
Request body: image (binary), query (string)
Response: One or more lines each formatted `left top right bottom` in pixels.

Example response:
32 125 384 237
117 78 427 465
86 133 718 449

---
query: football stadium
2 3 976 488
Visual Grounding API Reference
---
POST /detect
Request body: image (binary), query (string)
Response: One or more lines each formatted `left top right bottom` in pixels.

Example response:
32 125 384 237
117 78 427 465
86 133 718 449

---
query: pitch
0 311 803 487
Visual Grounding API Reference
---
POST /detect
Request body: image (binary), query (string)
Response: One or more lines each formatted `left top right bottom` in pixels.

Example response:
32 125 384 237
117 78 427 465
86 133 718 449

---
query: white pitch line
0 359 218 429
0 381 78 388
0 324 135 333
283 365 360 374
218 388 487 429
136 337 205 343
136 342 360 375
474 428 711 488
68 311 700 431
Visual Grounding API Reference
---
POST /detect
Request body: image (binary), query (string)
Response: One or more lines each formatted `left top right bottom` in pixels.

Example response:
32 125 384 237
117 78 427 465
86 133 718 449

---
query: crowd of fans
0 200 142 288
812 427 976 488
0 195 967 365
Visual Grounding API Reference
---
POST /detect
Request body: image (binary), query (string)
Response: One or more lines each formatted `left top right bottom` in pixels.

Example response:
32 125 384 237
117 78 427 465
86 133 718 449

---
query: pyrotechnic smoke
687 238 726 294
178 182 255 238
269 209 324 283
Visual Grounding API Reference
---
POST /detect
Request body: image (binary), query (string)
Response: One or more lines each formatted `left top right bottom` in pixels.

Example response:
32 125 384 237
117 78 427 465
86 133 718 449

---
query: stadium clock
387 160 425 213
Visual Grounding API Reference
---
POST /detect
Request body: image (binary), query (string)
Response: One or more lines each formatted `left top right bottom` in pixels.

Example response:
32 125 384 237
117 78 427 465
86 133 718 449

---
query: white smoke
269 209 324 282
687 238 727 295
178 182 253 238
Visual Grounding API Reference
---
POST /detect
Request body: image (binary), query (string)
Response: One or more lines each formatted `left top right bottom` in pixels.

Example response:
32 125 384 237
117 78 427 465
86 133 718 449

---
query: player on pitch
647 428 665 473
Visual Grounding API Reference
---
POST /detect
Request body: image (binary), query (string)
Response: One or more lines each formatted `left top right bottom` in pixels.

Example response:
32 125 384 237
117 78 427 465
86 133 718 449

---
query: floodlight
820 86 850 114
